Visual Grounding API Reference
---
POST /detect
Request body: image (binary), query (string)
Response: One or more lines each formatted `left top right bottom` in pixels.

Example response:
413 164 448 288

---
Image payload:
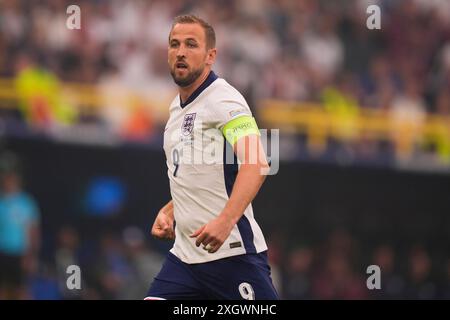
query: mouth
175 62 188 70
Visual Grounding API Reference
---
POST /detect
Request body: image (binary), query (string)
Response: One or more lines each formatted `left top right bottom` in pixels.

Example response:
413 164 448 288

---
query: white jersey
163 71 268 264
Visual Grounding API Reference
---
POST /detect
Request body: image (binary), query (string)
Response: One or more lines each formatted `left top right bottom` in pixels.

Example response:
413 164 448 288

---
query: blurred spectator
121 226 164 299
403 246 437 299
301 13 344 86
362 55 399 110
54 226 83 299
312 251 368 299
312 229 367 299
0 0 449 165
390 77 427 159
0 151 40 299
93 232 133 299
14 54 77 130
266 235 284 296
29 263 61 300
370 244 405 299
283 246 314 299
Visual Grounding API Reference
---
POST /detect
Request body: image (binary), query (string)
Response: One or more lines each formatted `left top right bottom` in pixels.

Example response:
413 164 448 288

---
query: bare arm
220 134 268 226
190 134 269 252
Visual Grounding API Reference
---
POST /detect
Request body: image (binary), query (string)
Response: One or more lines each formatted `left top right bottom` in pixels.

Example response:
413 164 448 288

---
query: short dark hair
170 15 216 50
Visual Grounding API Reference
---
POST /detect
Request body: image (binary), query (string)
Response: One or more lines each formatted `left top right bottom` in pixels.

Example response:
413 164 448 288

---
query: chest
163 105 223 168
0 200 31 226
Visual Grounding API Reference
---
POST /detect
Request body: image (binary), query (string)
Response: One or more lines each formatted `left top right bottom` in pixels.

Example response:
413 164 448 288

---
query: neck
179 68 211 103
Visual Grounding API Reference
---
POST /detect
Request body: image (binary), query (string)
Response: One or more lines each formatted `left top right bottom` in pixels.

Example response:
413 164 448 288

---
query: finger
160 222 175 239
158 217 169 230
189 225 206 238
203 243 213 251
151 228 165 239
153 221 167 234
208 241 222 253
150 222 159 234
165 219 174 232
152 222 172 238
202 238 215 251
153 222 165 233
195 232 208 247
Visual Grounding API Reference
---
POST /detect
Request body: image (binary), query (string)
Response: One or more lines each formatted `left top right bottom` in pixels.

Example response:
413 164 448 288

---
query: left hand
189 215 234 253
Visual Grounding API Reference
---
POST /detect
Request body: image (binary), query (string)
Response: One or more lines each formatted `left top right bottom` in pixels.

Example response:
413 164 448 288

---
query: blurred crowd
269 229 450 300
1 0 450 300
0 151 448 300
3 214 450 300
0 149 164 300
1 0 449 143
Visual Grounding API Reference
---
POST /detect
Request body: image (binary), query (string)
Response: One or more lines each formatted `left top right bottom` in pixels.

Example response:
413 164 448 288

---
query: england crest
181 113 196 136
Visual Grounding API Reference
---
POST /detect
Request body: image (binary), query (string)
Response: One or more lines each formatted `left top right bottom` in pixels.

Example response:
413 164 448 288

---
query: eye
170 42 179 48
187 42 198 48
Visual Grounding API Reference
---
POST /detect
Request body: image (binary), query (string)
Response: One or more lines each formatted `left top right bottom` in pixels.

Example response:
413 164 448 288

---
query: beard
170 65 204 87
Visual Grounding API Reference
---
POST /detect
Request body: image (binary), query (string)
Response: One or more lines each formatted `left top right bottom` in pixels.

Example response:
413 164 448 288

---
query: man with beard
146 15 278 300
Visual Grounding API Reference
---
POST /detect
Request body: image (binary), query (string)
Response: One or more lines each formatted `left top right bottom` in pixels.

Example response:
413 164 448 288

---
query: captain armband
221 116 260 146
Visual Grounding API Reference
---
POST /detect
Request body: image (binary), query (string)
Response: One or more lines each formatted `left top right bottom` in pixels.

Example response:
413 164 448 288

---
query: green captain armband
221 116 260 146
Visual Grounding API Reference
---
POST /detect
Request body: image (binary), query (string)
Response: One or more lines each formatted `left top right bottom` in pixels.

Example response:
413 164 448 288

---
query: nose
176 44 187 59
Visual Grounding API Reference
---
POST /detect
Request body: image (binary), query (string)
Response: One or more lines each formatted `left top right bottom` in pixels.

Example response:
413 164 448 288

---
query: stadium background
0 0 449 299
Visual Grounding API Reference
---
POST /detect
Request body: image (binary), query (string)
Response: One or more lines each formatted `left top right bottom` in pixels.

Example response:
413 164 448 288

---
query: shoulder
207 78 247 104
18 193 39 213
205 78 250 113
203 78 253 127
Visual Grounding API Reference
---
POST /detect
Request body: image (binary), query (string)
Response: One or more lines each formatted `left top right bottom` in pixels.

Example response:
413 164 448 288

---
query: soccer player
146 15 278 300
0 152 40 299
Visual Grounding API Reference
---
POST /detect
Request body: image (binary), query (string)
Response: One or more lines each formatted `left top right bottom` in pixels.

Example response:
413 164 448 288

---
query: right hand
151 206 175 240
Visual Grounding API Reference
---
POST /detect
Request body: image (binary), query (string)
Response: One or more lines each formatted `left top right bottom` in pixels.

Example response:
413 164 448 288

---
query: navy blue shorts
146 251 279 300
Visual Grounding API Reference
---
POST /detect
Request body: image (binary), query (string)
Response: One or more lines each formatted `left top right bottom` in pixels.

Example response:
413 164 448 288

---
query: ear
206 48 217 66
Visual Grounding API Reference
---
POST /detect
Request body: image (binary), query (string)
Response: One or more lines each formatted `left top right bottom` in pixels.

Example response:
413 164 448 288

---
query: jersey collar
179 71 218 109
